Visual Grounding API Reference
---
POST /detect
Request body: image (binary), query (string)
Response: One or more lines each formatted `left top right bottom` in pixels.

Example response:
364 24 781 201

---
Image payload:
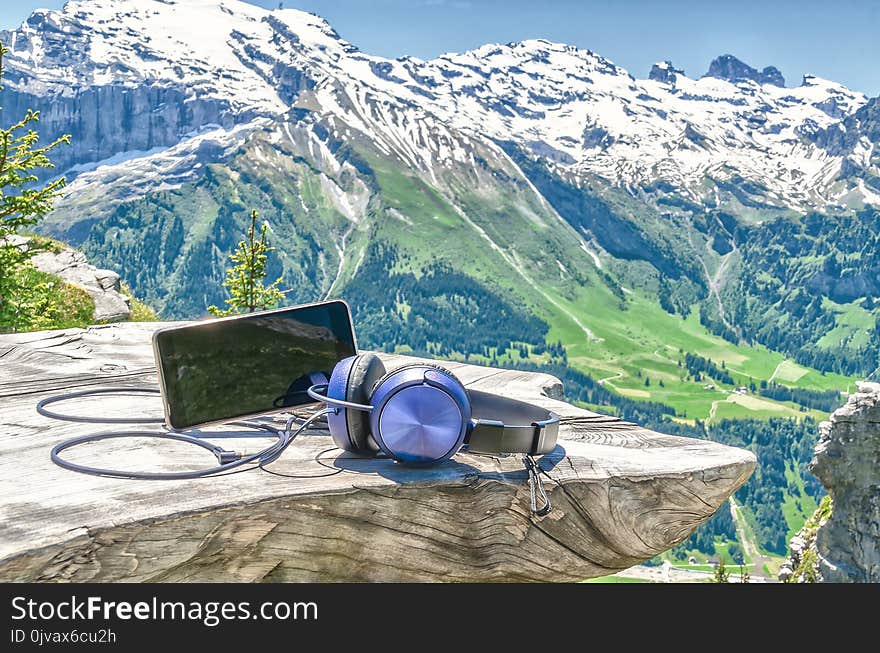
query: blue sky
2 0 877 95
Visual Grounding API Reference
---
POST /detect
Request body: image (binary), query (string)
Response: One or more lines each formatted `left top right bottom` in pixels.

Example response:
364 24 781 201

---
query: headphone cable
37 387 165 424
40 386 334 480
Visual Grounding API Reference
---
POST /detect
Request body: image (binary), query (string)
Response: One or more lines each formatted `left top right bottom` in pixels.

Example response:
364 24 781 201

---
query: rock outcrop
649 61 684 85
704 54 785 87
29 244 131 322
810 94 880 157
785 382 880 582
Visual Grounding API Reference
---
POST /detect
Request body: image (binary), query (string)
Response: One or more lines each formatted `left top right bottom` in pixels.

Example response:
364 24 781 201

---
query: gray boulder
29 247 131 323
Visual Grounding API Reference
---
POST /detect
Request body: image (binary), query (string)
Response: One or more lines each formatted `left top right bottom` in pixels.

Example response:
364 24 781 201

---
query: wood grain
0 323 755 582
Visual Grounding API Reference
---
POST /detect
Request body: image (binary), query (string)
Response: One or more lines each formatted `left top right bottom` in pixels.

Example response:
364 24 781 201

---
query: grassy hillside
535 288 849 422
706 210 880 377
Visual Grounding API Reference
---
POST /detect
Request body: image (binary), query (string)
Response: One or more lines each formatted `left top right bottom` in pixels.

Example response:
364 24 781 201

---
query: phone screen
153 301 357 429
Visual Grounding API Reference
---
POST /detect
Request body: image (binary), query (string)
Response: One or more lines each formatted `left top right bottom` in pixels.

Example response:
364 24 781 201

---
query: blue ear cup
322 357 470 465
326 353 386 453
368 363 471 466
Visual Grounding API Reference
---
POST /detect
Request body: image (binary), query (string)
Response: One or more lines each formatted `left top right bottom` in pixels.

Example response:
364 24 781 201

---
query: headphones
307 353 560 466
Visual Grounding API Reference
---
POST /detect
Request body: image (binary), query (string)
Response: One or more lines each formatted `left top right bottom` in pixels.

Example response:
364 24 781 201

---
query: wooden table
0 323 755 582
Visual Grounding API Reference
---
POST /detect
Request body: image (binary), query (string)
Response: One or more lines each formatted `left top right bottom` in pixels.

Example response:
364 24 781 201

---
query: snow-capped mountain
2 0 880 382
2 0 877 213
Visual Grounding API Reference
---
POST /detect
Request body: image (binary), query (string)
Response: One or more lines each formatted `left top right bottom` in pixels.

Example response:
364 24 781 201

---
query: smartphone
152 300 357 429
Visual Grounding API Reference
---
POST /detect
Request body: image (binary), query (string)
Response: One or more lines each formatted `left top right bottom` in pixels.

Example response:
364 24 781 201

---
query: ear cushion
346 352 386 452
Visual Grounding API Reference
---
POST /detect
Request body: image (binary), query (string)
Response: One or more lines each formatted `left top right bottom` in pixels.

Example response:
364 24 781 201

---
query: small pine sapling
208 209 285 316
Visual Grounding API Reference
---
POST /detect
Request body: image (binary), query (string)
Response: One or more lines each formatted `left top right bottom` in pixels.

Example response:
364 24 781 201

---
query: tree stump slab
0 322 755 582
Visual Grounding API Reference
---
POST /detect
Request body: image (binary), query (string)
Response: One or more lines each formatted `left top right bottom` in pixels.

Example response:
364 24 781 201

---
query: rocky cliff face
0 84 246 178
0 0 318 179
785 382 880 582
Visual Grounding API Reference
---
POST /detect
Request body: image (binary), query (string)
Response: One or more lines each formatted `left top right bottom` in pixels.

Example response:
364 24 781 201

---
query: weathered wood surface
0 322 755 582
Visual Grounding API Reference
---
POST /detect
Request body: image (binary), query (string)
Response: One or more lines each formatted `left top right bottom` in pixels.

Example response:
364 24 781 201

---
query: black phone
152 300 357 429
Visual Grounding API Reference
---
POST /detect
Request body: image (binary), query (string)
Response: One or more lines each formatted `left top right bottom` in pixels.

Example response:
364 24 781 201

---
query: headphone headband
465 389 559 456
307 383 374 412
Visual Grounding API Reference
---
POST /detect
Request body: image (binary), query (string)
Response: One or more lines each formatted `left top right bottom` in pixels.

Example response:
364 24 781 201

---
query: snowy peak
1 0 876 213
439 38 629 75
704 54 785 87
1 0 348 113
